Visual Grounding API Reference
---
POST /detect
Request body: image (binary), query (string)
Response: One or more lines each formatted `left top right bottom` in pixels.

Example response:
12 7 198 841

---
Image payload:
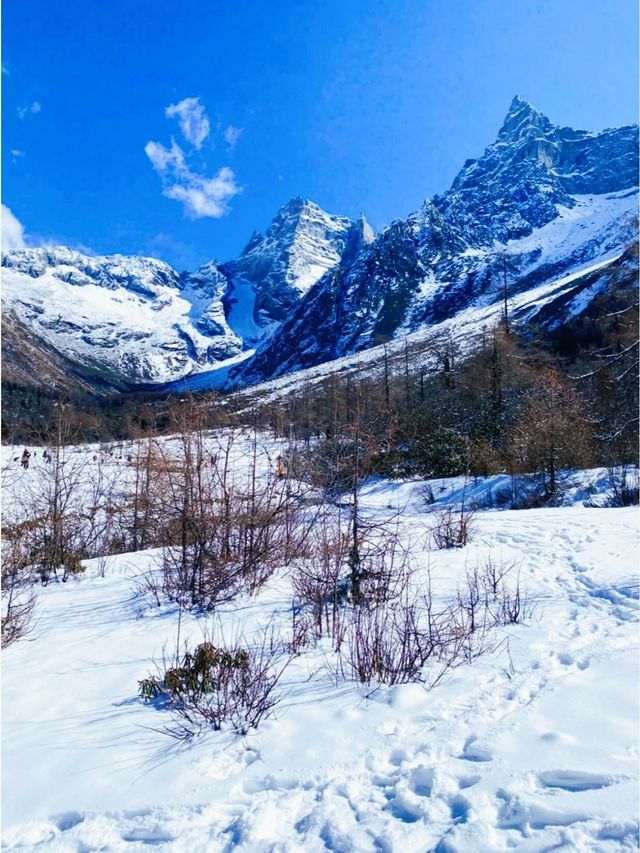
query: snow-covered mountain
1 200 365 386
232 97 638 385
220 198 372 340
1 248 241 385
1 97 637 392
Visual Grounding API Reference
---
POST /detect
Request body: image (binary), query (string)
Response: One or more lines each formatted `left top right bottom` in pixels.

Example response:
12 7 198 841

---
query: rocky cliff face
232 98 638 386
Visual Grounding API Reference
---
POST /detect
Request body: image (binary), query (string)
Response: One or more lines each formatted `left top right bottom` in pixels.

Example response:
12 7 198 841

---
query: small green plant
138 676 162 701
139 637 290 735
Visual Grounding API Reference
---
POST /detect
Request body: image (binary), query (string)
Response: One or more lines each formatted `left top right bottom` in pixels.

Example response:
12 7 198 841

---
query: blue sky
2 0 638 269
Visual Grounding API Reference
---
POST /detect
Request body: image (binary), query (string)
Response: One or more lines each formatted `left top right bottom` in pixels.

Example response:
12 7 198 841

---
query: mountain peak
280 195 315 214
508 94 535 112
498 95 551 139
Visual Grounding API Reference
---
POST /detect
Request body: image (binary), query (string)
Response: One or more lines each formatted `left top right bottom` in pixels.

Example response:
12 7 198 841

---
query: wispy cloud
224 125 243 150
0 205 94 253
165 97 210 149
145 137 240 219
17 101 41 120
146 99 241 219
163 167 240 219
145 139 186 174
11 149 26 161
2 205 26 251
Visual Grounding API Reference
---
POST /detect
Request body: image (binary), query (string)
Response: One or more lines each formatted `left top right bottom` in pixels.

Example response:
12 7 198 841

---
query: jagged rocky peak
235 196 355 291
224 196 372 327
439 95 639 245
356 212 375 246
232 102 638 387
497 94 553 140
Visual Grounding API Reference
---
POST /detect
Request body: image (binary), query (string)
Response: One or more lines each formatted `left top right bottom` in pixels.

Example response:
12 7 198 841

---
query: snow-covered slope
1 248 241 385
2 443 638 851
232 99 638 386
1 200 370 386
169 247 631 404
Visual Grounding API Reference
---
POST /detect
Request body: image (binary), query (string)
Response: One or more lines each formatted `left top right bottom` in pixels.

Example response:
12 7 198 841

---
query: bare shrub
338 596 444 686
291 511 410 648
479 557 532 626
429 505 475 549
291 513 351 640
123 438 168 552
450 557 532 643
8 441 123 584
139 630 292 736
147 413 312 611
336 554 530 688
1 532 36 646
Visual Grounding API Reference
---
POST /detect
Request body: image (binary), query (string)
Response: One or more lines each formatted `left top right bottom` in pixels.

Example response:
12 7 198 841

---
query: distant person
276 455 287 480
21 448 31 470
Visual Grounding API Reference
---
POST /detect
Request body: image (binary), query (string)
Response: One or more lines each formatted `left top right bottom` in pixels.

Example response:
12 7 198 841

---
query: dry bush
479 556 532 626
336 554 530 687
1 533 36 647
153 419 309 610
337 595 445 686
429 505 476 549
6 440 125 584
121 438 169 552
291 511 411 649
291 513 351 641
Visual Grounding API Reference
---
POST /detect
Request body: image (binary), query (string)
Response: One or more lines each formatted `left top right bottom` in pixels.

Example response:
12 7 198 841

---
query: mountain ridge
230 98 638 386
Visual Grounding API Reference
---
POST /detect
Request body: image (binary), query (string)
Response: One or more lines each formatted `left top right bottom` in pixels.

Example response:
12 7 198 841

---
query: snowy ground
2 449 639 852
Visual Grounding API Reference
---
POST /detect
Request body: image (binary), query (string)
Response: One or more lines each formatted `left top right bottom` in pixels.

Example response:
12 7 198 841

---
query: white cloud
144 139 187 175
163 167 240 219
146 99 241 219
2 205 26 251
165 97 210 149
17 101 42 120
224 125 243 150
11 149 26 160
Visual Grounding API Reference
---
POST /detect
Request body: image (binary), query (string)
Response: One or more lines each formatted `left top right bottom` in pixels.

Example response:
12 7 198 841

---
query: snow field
1 441 639 851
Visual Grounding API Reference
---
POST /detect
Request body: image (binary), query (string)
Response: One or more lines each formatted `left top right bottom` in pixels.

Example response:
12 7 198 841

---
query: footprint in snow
549 651 590 671
54 811 84 832
448 793 471 823
457 774 481 789
537 770 622 792
408 765 435 797
459 736 493 763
